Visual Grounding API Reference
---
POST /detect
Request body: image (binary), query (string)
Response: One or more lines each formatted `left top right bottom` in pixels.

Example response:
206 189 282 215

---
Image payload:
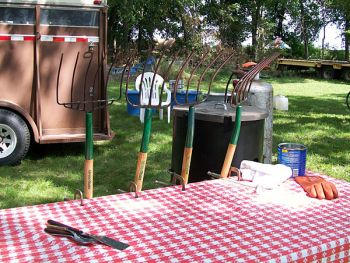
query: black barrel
171 101 268 182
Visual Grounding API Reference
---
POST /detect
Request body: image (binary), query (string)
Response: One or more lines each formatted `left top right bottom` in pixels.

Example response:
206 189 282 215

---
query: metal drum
171 101 268 183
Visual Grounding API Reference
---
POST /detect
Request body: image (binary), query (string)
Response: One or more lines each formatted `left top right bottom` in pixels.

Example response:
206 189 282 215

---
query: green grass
269 76 350 180
0 75 349 209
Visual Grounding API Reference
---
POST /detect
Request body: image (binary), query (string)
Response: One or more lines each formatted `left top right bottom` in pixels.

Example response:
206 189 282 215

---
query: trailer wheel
0 109 30 165
322 67 335 80
342 69 350 82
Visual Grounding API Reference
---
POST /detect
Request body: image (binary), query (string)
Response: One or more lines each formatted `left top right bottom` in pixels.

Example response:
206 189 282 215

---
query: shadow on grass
28 142 84 160
286 94 350 115
273 95 350 167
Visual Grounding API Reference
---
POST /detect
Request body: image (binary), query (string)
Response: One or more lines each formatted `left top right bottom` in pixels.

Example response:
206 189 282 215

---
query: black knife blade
90 235 130 250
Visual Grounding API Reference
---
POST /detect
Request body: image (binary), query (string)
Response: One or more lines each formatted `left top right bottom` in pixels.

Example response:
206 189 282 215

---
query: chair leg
140 108 145 123
167 106 170 123
159 109 164 120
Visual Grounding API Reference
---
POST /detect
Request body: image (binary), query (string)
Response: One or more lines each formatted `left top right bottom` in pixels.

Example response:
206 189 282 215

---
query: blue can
278 143 307 177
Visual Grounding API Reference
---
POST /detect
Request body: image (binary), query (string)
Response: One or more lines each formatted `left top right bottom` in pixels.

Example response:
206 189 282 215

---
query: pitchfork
56 49 118 199
169 47 236 185
121 46 179 197
208 51 281 179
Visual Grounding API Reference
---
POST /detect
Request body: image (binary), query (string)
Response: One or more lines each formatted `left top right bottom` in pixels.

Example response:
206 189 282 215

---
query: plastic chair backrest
135 72 170 107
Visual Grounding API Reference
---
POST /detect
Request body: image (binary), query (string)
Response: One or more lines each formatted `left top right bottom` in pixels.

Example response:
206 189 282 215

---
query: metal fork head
172 47 236 106
230 51 281 106
124 47 178 110
56 48 117 112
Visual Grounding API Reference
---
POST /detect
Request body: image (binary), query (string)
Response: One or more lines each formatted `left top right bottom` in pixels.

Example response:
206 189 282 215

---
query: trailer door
38 6 105 142
0 6 35 117
0 6 35 164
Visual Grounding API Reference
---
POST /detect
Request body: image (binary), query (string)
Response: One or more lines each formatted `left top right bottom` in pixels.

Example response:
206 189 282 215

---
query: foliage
326 0 350 60
108 0 204 51
202 1 247 47
108 0 349 59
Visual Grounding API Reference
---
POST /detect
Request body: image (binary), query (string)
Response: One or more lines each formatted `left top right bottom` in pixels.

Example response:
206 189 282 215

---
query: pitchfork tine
119 54 132 100
125 50 138 106
70 52 80 109
231 52 280 105
243 53 279 97
196 49 225 102
185 50 210 104
173 50 195 105
159 50 179 107
240 53 276 100
56 53 64 107
208 51 235 95
83 51 94 111
149 50 164 107
136 50 150 107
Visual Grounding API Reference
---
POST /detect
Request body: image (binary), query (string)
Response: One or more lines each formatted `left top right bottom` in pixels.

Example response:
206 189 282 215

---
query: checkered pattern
1 171 349 262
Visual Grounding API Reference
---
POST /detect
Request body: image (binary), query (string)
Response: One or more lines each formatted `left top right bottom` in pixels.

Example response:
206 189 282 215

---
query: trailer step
39 133 114 144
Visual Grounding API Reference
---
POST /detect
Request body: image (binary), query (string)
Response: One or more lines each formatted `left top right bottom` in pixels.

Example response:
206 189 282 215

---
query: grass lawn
0 75 349 209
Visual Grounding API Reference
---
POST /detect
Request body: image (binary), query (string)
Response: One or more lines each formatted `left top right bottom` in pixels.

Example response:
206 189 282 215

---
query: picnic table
1 171 349 262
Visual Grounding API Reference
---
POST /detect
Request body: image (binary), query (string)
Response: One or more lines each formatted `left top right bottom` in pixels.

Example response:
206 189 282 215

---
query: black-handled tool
46 220 130 250
44 227 94 245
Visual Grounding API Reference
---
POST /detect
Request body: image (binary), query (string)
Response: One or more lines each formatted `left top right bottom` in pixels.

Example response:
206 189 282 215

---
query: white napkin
240 160 292 192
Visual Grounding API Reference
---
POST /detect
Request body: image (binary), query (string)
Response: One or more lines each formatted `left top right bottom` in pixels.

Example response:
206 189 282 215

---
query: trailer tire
322 67 335 80
0 109 30 165
342 69 350 82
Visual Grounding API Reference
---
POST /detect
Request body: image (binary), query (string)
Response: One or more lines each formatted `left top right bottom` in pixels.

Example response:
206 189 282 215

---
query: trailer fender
0 101 39 143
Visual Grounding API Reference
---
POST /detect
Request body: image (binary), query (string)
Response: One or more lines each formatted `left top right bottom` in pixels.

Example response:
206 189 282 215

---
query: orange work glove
295 176 338 200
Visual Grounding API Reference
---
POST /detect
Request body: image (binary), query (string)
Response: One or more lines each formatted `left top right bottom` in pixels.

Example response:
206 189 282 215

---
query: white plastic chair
135 72 171 123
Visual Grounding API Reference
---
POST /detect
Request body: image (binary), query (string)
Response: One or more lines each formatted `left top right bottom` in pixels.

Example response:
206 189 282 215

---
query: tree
108 0 204 52
203 0 247 48
328 0 350 60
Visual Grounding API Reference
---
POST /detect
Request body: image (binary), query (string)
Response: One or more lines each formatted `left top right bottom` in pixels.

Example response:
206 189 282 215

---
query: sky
241 23 343 50
314 23 343 50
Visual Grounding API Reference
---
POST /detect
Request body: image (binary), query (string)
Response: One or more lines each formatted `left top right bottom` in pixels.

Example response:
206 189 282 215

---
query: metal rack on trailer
0 0 111 165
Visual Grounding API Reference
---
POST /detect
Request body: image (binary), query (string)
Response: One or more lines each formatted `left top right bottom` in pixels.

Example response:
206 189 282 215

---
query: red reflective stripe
23 36 35 41
53 37 65 42
0 36 11 41
76 37 88 42
0 34 97 42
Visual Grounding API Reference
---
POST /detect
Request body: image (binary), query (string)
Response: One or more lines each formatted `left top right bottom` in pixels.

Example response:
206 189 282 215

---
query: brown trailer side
0 0 112 165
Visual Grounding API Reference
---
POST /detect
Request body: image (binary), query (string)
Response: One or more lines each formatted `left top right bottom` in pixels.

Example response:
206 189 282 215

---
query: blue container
172 90 200 106
126 90 141 116
278 143 307 177
126 90 156 117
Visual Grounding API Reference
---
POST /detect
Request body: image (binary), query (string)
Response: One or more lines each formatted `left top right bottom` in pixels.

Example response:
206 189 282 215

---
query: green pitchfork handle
133 108 152 193
220 105 242 178
84 112 94 199
181 106 195 185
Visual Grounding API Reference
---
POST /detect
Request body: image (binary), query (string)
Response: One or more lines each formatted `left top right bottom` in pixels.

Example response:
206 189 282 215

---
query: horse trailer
0 0 113 165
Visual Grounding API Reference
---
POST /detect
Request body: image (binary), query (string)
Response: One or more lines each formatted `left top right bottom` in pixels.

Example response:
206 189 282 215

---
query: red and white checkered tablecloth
1 171 349 262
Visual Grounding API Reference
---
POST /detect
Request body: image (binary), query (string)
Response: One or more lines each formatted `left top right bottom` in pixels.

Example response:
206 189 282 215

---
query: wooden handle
181 147 193 185
220 144 236 178
44 227 71 236
134 152 148 192
47 220 83 234
84 159 93 199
